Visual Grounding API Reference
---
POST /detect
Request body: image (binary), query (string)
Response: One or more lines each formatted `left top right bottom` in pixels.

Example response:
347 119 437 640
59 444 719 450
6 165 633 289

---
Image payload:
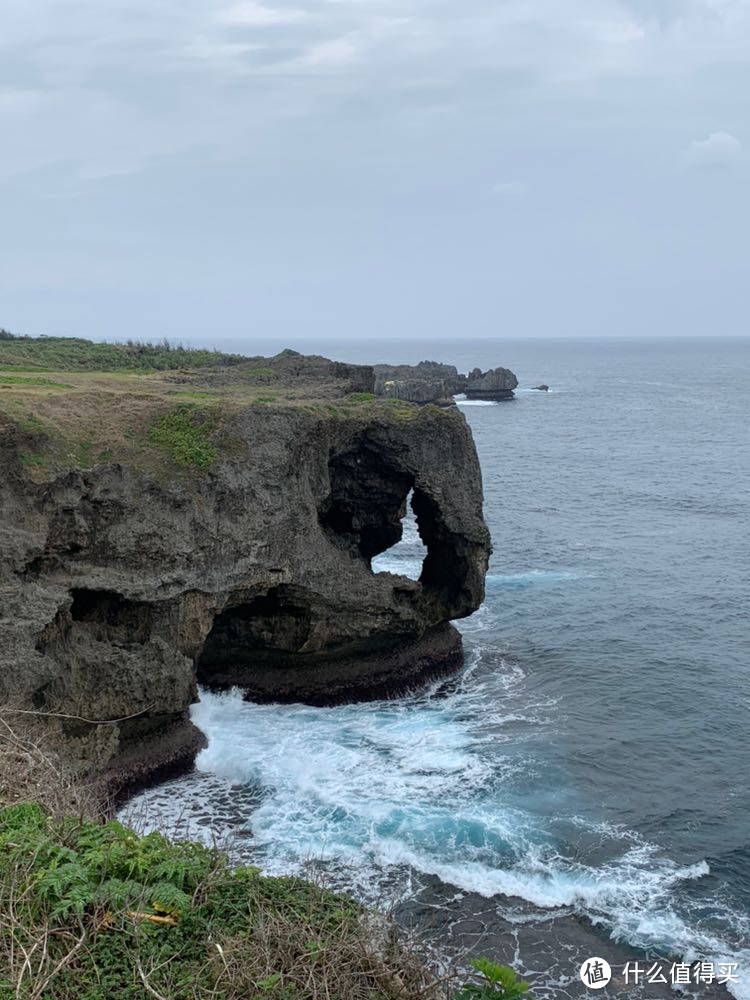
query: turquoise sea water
127 338 750 997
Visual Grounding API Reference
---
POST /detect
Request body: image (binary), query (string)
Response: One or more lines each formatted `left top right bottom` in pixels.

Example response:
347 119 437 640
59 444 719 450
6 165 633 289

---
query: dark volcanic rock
374 361 464 394
378 378 455 407
373 362 465 406
374 360 520 403
533 384 550 392
0 392 491 796
465 366 519 400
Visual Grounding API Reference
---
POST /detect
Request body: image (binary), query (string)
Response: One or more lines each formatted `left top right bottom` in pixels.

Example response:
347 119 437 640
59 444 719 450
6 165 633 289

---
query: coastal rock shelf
0 351 491 797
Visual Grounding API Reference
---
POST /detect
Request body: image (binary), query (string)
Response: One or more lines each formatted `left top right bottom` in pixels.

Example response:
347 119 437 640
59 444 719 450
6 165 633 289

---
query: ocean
125 337 750 998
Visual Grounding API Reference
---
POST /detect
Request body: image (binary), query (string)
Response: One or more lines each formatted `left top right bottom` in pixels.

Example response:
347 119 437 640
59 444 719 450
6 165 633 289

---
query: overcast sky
1 0 748 344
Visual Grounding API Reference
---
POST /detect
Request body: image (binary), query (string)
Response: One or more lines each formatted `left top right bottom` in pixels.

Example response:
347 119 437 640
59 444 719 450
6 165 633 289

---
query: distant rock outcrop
373 361 465 405
374 360 518 404
532 384 550 392
378 378 454 406
464 366 519 400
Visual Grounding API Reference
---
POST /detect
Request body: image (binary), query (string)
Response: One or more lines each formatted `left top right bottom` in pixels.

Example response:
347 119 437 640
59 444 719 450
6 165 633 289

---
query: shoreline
121 755 737 1000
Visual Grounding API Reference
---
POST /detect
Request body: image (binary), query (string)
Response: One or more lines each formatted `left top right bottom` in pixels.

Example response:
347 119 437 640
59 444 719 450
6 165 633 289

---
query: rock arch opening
371 489 427 581
318 438 414 564
318 437 474 603
317 437 472 608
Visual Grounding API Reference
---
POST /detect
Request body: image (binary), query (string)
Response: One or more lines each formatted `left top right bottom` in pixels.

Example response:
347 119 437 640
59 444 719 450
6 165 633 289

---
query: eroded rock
0 394 490 797
374 360 519 403
465 366 519 400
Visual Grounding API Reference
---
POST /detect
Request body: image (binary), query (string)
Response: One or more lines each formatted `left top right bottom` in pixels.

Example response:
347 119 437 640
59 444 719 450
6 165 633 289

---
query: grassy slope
0 335 417 482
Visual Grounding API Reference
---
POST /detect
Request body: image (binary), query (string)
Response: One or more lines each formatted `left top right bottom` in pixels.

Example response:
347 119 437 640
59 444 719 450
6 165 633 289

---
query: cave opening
68 588 155 644
196 585 315 676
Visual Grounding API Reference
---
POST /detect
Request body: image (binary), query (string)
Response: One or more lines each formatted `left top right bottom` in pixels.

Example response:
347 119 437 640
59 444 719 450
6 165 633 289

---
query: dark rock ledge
0 357 491 800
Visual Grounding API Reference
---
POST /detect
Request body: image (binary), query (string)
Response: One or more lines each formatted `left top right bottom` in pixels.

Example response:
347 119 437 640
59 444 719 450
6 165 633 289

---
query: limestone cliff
374 361 519 404
0 351 490 797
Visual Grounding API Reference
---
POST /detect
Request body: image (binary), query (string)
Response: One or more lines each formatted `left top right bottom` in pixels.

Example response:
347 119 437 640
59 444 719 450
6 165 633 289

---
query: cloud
0 87 43 115
278 34 362 72
492 180 529 198
685 131 743 168
216 2 307 27
1 0 750 181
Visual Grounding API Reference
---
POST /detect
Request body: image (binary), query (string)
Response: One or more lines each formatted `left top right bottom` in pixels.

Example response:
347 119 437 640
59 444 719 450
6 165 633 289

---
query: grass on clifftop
0 331 456 484
148 404 219 468
0 331 245 373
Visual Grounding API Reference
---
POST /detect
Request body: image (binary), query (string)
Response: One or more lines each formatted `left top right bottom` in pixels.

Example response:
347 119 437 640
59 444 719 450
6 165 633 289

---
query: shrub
148 404 218 468
0 804 440 999
454 959 532 999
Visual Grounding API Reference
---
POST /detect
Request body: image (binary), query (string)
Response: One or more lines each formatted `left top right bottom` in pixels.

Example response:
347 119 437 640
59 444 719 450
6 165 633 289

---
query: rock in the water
464 366 519 400
532 384 549 392
374 360 520 404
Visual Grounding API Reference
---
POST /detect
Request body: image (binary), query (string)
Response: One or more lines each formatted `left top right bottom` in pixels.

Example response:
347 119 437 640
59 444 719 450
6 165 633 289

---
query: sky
1 0 749 344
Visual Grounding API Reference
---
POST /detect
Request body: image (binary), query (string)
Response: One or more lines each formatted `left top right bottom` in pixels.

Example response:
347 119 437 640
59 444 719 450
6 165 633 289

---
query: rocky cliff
0 348 491 798
374 361 519 404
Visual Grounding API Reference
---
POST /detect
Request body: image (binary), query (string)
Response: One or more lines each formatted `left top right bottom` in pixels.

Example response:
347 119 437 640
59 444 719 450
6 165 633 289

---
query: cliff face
465 366 518 400
0 383 490 795
374 361 519 404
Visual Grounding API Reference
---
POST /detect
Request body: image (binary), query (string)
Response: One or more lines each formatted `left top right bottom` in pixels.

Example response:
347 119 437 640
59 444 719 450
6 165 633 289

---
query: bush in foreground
0 803 532 1000
0 803 442 1000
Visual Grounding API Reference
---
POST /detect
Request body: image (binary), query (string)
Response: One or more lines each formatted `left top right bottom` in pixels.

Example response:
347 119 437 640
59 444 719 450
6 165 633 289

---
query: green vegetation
455 960 531 999
254 394 279 404
148 404 219 468
0 375 71 388
346 392 376 403
0 711 529 1000
14 412 47 434
0 803 443 1000
73 441 96 469
0 803 528 1000
19 452 46 468
247 368 276 378
0 333 245 373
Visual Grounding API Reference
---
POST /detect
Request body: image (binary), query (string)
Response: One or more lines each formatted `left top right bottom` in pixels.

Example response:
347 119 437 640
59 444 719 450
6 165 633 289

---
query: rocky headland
0 338 491 800
374 360 519 404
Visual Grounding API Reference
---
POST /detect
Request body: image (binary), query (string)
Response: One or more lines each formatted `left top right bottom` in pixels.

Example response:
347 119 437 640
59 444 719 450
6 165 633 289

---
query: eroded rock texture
0 402 490 795
374 361 519 404
465 366 518 400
